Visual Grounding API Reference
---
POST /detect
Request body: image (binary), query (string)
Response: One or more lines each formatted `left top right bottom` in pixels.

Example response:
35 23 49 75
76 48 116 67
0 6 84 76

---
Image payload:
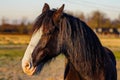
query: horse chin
34 62 45 75
34 59 53 75
33 56 55 75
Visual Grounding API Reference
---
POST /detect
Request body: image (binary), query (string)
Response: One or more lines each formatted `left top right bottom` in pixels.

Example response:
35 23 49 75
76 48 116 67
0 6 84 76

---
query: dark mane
58 13 109 77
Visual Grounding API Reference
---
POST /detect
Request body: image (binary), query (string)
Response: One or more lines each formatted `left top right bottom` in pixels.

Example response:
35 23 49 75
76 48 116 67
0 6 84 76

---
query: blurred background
0 0 120 80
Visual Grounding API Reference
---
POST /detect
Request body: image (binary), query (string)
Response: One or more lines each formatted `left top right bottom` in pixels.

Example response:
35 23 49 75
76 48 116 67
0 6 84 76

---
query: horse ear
42 3 50 13
53 4 65 24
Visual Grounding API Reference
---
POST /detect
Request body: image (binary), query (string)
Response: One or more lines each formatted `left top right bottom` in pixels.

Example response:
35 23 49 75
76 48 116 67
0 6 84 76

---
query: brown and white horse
22 3 117 80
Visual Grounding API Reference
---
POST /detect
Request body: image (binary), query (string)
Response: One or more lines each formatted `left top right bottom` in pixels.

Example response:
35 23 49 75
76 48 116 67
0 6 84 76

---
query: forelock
32 10 57 32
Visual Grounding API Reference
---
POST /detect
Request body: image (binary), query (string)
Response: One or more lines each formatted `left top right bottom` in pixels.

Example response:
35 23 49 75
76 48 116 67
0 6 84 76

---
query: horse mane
59 13 109 77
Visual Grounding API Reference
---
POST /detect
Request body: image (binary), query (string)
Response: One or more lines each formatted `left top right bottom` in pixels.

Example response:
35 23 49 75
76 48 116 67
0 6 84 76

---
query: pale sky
0 0 120 22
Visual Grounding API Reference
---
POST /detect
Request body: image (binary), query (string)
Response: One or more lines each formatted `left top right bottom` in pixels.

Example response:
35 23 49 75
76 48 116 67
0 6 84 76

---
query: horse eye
47 30 54 35
43 33 49 36
43 27 58 36
48 31 53 35
43 31 52 36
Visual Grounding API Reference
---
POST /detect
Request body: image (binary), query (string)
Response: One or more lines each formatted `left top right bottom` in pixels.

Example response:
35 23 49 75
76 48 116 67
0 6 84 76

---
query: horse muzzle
22 61 37 76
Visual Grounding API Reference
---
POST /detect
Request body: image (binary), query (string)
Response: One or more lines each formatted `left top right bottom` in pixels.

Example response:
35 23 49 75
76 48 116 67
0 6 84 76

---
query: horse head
22 3 65 75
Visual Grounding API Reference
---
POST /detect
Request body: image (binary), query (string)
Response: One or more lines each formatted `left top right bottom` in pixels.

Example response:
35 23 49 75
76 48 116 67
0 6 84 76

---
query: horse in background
22 3 117 80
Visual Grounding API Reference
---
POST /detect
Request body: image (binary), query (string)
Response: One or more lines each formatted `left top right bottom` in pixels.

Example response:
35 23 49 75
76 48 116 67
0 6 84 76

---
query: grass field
0 48 65 80
0 34 30 45
0 34 120 80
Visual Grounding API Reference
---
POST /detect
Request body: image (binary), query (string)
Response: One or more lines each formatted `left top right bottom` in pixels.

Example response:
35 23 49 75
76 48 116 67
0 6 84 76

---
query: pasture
0 34 120 80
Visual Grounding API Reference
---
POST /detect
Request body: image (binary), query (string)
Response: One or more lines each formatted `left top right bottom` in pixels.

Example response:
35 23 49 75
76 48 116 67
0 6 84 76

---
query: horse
22 3 117 80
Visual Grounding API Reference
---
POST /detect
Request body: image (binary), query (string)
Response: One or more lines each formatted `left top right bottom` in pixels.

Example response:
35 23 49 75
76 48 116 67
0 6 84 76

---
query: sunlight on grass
0 34 120 80
0 34 30 45
0 49 25 57
114 51 120 60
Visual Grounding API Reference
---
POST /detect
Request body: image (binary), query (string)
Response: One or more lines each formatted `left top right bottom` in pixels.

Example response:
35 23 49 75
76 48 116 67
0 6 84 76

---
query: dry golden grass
0 34 120 47
0 34 30 45
100 38 120 47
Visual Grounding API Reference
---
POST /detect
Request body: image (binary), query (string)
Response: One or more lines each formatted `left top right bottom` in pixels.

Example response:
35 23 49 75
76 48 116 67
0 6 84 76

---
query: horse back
104 47 116 66
104 47 117 80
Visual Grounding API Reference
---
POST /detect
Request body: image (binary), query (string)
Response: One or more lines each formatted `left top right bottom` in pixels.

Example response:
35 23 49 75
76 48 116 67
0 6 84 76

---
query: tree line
0 18 32 34
0 10 120 34
77 11 120 29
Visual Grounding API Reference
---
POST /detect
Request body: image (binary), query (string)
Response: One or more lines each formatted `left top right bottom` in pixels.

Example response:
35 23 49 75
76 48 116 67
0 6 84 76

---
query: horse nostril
24 62 32 70
25 63 30 69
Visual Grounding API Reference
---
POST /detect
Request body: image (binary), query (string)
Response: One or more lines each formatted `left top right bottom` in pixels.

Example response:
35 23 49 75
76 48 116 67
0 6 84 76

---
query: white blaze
22 27 43 68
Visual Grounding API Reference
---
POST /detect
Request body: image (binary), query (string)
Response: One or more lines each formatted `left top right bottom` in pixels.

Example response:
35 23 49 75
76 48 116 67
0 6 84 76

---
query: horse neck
61 17 107 77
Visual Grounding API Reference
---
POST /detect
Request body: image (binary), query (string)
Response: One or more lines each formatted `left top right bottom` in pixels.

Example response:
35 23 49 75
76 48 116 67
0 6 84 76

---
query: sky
0 0 120 23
